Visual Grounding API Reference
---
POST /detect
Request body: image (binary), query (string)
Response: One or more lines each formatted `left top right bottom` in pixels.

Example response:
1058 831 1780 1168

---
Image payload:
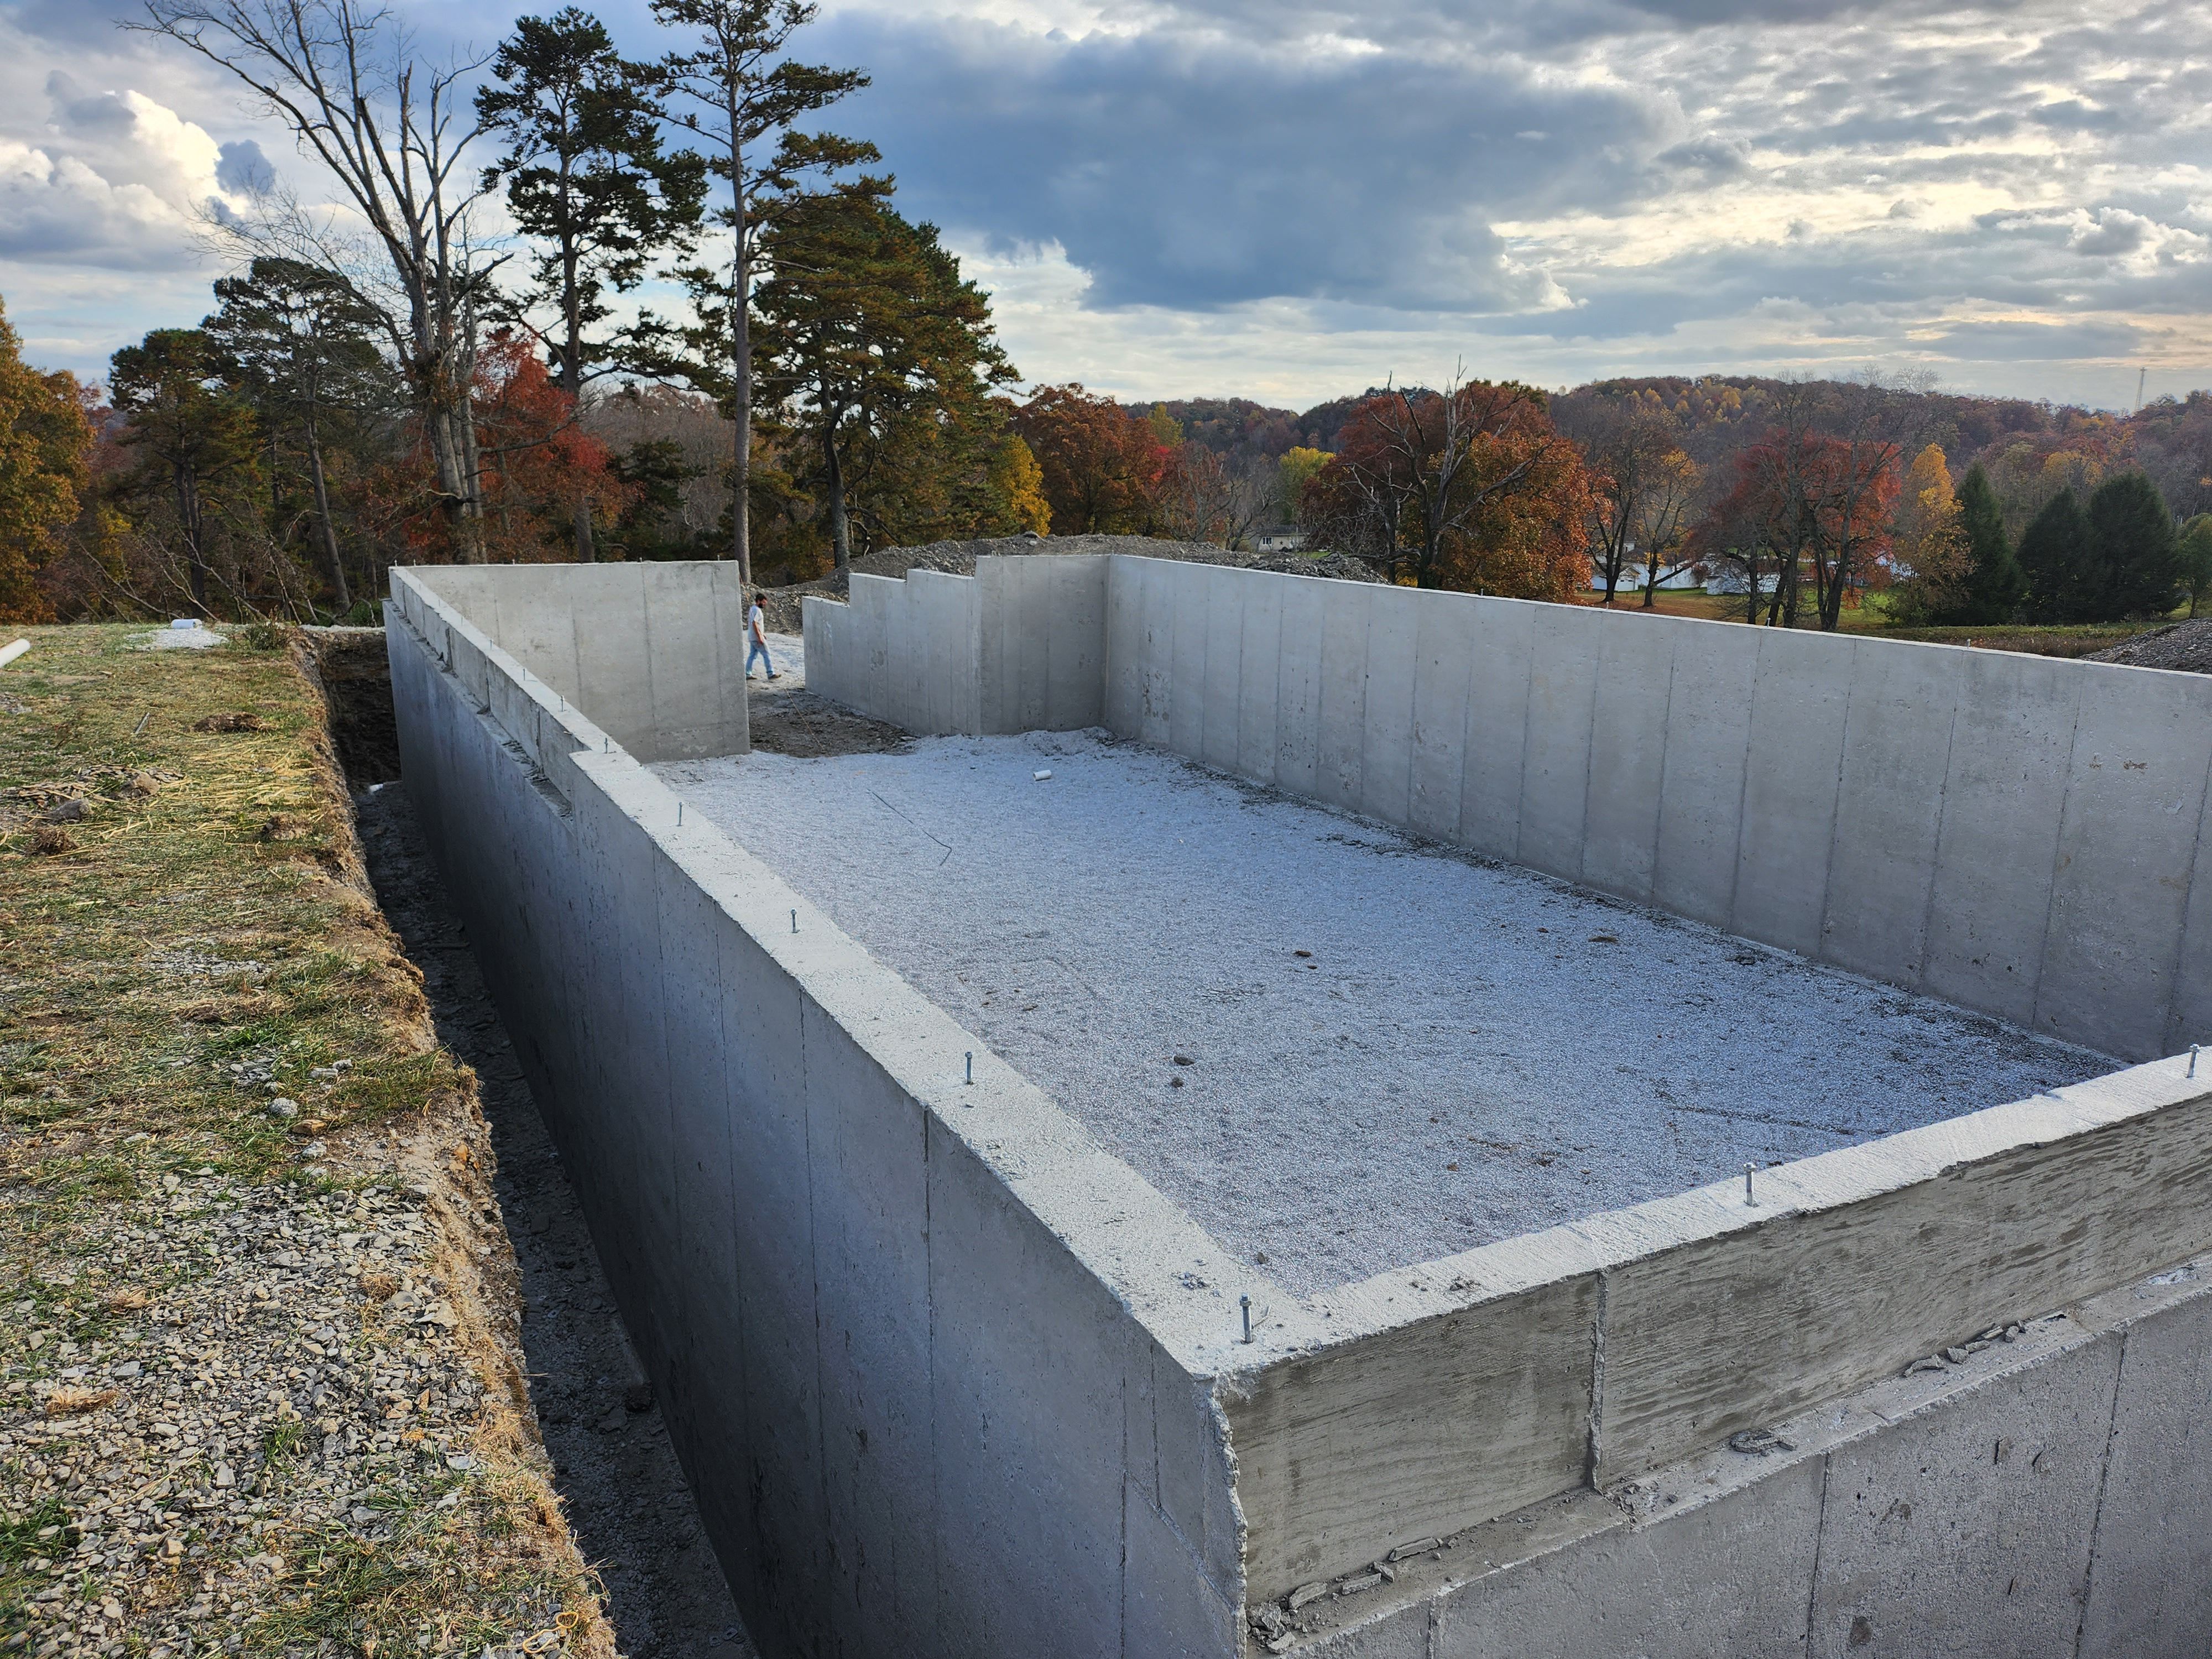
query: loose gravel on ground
660 731 2115 1297
2089 617 2212 673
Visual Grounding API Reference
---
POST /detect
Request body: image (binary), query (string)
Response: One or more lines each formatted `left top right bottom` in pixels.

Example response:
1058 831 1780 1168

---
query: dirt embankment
0 624 614 1658
756 532 1380 632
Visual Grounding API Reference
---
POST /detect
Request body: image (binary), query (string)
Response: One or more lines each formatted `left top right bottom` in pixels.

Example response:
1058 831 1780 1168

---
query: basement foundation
387 550 2212 1659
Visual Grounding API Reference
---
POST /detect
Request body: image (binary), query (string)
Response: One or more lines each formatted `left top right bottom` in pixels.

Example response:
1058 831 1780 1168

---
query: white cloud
2 0 2210 406
0 72 254 270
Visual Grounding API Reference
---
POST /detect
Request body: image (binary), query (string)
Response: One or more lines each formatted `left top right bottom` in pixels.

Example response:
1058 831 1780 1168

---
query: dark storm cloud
820 12 1671 313
794 0 2212 373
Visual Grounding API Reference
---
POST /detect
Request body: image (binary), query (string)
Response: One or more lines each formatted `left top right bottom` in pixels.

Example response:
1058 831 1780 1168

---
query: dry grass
0 623 613 1656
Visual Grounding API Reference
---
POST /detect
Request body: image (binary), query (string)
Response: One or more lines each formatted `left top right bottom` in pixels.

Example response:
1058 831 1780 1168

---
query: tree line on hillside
1050 374 2212 626
0 4 2206 625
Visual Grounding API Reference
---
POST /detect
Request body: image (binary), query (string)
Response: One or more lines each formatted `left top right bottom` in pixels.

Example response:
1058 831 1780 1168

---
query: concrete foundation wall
800 553 2212 1634
1294 1258 2212 1659
386 569 1258 1659
394 558 2212 1659
1232 1057 2212 1605
406 561 752 760
802 567 983 735
808 554 2212 1063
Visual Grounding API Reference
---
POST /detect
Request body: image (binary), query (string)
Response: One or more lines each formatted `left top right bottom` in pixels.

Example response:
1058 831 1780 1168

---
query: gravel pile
2087 618 2212 673
660 732 2114 1297
756 535 1379 632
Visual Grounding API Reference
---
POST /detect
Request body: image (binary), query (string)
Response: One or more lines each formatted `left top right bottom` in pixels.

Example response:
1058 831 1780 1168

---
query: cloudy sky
1 0 2207 409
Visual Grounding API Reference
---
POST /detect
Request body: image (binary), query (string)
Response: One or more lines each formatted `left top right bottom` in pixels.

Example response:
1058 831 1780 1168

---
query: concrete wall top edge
1256 1055 2208 1368
1287 1244 2212 1652
389 571 609 760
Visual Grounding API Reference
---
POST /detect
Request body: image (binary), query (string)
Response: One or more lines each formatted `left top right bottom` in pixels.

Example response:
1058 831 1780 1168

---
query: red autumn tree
1305 376 1595 598
472 331 632 563
1697 426 1899 628
1013 383 1170 534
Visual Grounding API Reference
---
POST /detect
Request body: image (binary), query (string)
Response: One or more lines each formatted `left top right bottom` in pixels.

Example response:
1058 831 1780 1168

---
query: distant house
1704 570 1781 596
1254 528 1308 554
1590 562 1703 593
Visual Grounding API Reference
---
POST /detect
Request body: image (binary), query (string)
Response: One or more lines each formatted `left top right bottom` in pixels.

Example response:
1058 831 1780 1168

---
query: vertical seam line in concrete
1575 622 1602 886
1645 626 1679 903
1913 700 1962 997
1449 603 1480 848
924 1109 943 1652
1725 634 1762 934
1584 1267 1609 1490
2030 679 2087 1037
1811 643 1857 964
798 994 833 1632
2073 1325 2128 1658
639 577 662 757
2159 744 2212 1053
1118 1375 1130 1658
1802 1449 1832 1648
1511 617 1538 865
1225 572 1245 780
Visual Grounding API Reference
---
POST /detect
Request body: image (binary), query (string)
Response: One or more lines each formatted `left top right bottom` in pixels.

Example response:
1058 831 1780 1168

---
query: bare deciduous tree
138 0 499 561
1566 400 1701 606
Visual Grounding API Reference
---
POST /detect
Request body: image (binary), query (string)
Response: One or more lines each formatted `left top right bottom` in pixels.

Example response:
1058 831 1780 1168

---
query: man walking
745 592 780 681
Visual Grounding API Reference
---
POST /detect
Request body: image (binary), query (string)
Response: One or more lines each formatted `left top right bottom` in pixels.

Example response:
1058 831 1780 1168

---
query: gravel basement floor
658 732 2115 1297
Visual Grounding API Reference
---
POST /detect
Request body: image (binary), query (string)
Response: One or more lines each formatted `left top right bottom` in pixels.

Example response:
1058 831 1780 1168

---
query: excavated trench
307 630 753 1659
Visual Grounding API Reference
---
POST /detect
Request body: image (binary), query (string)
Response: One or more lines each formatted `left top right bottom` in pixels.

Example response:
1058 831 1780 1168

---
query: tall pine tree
204 258 393 612
110 330 260 615
1927 463 2025 624
2018 487 2092 623
480 8 707 560
2085 471 2180 619
753 187 1015 568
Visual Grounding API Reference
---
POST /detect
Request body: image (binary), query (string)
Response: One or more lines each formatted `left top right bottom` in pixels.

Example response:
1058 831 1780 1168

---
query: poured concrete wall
386 566 1257 1659
1296 1257 2212 1659
804 555 1112 735
408 561 752 761
808 554 2212 1062
802 567 983 734
394 558 2212 1659
1231 1056 2212 1605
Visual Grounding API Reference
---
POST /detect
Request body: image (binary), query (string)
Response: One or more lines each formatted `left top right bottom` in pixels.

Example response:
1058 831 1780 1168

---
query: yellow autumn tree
1277 445 1332 523
1893 443 1962 576
988 431 1051 535
0 298 94 621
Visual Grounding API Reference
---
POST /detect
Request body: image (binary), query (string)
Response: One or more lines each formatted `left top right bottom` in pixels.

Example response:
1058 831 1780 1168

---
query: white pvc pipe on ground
0 638 30 669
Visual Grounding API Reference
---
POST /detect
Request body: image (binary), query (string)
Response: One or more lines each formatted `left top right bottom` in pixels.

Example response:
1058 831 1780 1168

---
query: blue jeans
747 637 774 678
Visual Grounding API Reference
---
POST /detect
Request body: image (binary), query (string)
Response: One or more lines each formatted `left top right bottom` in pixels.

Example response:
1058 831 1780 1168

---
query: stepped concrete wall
810 554 2212 1062
390 559 2212 1659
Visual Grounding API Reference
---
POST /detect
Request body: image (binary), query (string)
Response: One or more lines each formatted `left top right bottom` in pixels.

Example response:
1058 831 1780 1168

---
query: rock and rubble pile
757 533 1380 632
2086 617 2212 674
